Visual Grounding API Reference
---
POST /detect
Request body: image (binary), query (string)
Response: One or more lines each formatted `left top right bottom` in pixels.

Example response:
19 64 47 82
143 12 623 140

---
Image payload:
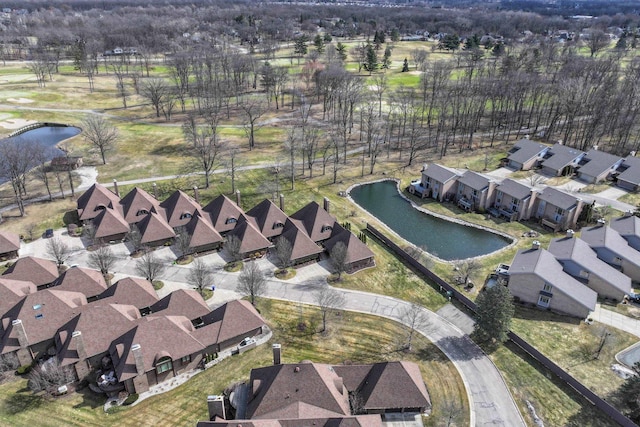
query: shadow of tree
72 386 103 410
435 335 485 361
2 388 45 415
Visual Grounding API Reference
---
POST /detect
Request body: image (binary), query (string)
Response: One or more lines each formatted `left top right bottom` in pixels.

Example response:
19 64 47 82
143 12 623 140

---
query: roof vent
532 240 541 250
566 229 575 238
597 218 606 226
294 366 300 373
624 210 633 217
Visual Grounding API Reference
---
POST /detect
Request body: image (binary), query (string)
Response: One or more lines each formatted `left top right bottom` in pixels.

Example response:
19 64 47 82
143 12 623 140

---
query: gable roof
496 179 532 201
610 215 640 241
333 361 430 411
56 302 141 366
548 236 631 295
197 415 382 427
422 163 459 184
578 149 623 178
278 220 323 262
159 190 202 228
0 230 20 255
0 289 87 353
150 289 210 320
110 315 206 381
323 223 374 265
580 224 640 265
616 156 640 186
289 201 336 242
246 199 289 239
137 209 176 244
507 139 548 164
77 183 121 221
197 299 266 345
184 212 223 249
541 144 585 171
245 362 351 420
509 247 597 312
535 187 579 211
203 194 245 234
93 206 130 240
457 170 492 191
98 277 159 308
119 187 160 224
2 256 59 286
226 216 272 254
51 266 108 299
0 278 36 317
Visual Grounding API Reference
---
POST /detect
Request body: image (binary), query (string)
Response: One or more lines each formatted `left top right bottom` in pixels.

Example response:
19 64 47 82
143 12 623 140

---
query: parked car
44 229 54 238
628 292 640 304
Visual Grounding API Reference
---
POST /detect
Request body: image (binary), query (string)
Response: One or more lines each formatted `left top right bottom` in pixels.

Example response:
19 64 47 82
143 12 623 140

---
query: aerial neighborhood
3 0 640 426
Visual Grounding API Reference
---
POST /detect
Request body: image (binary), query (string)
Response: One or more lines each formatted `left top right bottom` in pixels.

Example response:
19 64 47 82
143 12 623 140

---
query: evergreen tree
336 42 348 62
364 43 378 74
465 34 481 50
390 28 400 42
293 35 309 63
473 284 514 346
382 46 392 69
314 34 325 54
401 58 410 72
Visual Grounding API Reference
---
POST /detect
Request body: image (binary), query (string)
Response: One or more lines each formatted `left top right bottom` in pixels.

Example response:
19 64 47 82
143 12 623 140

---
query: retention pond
349 180 512 260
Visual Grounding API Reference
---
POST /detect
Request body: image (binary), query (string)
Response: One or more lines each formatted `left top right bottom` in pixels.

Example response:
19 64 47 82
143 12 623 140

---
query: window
614 256 624 265
35 313 44 320
179 212 192 220
156 357 173 374
511 199 520 211
457 184 464 195
538 295 551 308
495 191 503 205
555 207 564 216
321 225 333 233
136 209 149 216
94 205 107 212
225 217 237 225
273 222 284 229
542 283 553 292
181 355 191 364
32 304 42 310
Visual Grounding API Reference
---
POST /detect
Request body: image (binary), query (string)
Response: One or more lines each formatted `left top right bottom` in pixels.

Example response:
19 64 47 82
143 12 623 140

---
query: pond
349 180 511 260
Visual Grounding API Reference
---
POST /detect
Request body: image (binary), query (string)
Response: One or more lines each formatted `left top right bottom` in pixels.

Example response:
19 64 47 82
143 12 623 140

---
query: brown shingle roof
323 224 374 265
159 190 201 228
98 277 159 308
289 202 336 242
51 267 108 299
279 220 322 262
246 199 288 239
119 187 160 224
56 302 141 366
198 300 266 344
137 209 176 245
203 195 245 234
184 212 223 249
77 183 121 221
150 289 210 320
0 230 20 255
0 289 87 353
0 278 36 317
226 216 272 255
2 256 59 287
197 416 382 427
93 207 130 240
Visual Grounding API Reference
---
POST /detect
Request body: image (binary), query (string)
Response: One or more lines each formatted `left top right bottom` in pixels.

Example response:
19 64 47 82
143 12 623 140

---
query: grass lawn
0 299 469 427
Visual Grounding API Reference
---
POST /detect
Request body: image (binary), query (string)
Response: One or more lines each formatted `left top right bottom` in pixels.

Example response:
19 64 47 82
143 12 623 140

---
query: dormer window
180 212 192 220
273 222 284 229
94 205 107 212
156 357 172 374
321 225 333 233
136 209 149 216
225 217 237 225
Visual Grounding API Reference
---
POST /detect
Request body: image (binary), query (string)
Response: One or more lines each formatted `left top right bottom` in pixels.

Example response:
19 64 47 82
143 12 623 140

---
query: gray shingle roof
422 163 459 184
507 139 548 164
457 170 491 191
581 225 640 265
617 156 640 186
496 179 532 201
535 187 579 211
610 215 640 239
541 144 585 171
577 149 622 178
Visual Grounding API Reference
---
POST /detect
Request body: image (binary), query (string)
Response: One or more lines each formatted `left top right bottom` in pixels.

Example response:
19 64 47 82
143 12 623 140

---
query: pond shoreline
346 178 517 263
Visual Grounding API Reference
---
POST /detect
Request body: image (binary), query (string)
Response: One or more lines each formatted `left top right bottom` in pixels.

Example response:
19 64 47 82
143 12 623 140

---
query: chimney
323 197 330 213
72 331 87 360
11 319 28 348
272 343 281 365
593 145 599 151
131 344 145 375
113 179 120 197
625 210 633 217
152 182 158 199
566 229 575 238
279 194 285 211
597 218 606 226
532 240 541 250
235 190 241 208
207 395 226 421
193 186 200 205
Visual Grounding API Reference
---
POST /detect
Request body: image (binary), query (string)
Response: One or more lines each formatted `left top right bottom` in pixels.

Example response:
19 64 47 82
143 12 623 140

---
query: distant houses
77 184 374 274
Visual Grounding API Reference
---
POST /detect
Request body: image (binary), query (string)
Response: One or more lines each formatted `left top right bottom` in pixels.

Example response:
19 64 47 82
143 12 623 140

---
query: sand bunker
7 97 34 104
0 118 38 130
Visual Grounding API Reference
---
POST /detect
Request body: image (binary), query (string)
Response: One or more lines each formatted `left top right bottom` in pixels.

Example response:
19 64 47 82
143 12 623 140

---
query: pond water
350 180 511 260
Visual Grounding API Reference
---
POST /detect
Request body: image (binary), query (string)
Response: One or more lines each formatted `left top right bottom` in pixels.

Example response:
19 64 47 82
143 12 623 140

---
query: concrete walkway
591 304 640 338
19 230 525 426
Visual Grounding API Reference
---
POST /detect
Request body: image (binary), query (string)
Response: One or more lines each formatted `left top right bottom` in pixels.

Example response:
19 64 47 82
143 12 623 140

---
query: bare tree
225 234 243 262
187 257 213 297
314 287 346 333
330 241 348 280
274 236 293 271
454 259 481 285
141 78 170 118
88 245 117 277
81 116 119 165
174 226 192 260
46 237 70 267
33 146 55 202
111 60 128 108
0 138 40 216
587 30 610 57
127 225 143 254
398 303 430 351
237 261 266 306
135 251 167 283
182 113 225 188
28 358 75 394
240 97 266 150
284 127 298 191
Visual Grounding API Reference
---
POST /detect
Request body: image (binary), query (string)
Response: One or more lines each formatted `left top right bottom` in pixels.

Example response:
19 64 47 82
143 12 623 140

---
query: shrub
16 365 31 375
123 393 139 406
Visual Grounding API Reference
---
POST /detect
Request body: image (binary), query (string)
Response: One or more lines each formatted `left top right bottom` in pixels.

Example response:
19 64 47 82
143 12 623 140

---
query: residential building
225 215 272 258
576 148 623 184
276 219 323 266
0 230 19 260
0 278 36 317
289 200 336 242
491 179 535 221
76 183 121 222
615 156 640 192
413 163 459 201
183 212 223 254
455 170 496 212
50 266 108 301
159 190 202 229
136 208 176 247
540 144 585 177
532 187 583 231
119 187 160 225
581 223 640 282
506 139 549 171
610 213 640 251
507 243 597 318
2 256 59 288
246 199 288 240
92 207 130 243
323 222 375 273
202 195 245 235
